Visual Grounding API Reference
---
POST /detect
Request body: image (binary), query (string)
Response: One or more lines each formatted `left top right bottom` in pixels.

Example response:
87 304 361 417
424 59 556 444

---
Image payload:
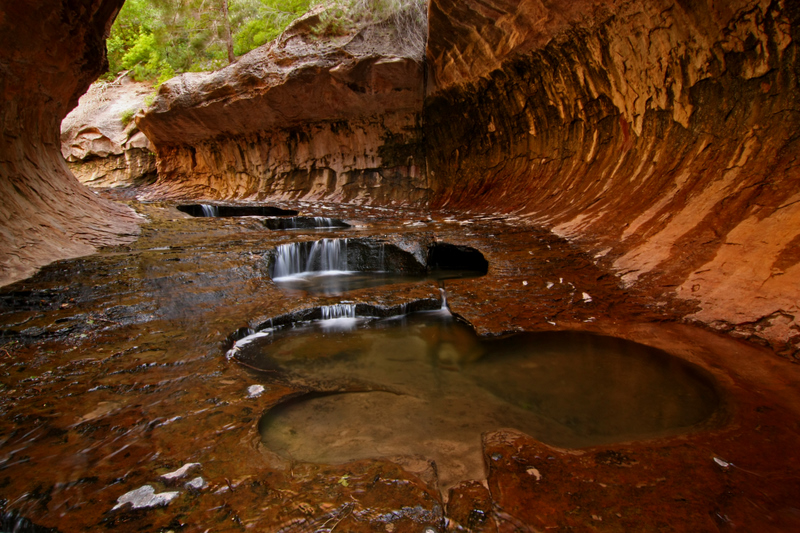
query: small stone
526 467 542 480
582 292 592 302
185 476 206 490
112 485 179 511
522 280 528 286
161 462 200 481
247 384 265 398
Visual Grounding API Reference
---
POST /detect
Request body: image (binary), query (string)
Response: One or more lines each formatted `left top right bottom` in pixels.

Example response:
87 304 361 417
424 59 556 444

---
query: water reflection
273 269 485 296
236 310 720 488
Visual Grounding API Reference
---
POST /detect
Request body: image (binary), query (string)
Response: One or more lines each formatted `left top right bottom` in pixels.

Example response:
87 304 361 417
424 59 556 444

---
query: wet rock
161 463 201 481
111 485 179 511
60 74 157 188
446 480 494 533
177 204 298 217
185 476 206 491
137 5 427 205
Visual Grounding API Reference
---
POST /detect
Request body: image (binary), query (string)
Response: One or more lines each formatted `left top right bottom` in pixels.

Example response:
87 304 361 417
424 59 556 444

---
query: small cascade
321 303 357 320
262 217 350 230
273 243 303 277
273 238 348 278
378 243 385 271
200 204 219 217
439 286 448 309
308 238 347 272
314 217 337 228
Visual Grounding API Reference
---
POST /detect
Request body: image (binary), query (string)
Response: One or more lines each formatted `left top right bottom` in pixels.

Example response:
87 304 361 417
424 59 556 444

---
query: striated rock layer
137 7 428 204
425 0 800 358
61 75 157 188
0 0 141 287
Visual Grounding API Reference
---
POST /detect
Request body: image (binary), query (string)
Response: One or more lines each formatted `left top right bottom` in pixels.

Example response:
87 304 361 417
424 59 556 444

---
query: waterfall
314 217 335 228
273 238 348 277
378 243 385 271
321 303 356 320
439 287 448 309
200 204 219 217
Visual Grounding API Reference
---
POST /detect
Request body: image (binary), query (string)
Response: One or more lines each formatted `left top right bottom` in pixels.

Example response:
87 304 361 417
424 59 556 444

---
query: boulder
61 74 157 187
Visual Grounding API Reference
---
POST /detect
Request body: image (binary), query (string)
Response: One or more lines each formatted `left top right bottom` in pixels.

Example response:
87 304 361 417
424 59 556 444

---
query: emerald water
238 310 720 488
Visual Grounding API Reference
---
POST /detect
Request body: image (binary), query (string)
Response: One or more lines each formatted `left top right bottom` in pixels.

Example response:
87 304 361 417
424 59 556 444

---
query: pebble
162 462 200 480
112 485 179 511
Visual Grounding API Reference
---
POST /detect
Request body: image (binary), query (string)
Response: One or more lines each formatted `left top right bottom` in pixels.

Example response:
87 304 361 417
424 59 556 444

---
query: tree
104 0 311 82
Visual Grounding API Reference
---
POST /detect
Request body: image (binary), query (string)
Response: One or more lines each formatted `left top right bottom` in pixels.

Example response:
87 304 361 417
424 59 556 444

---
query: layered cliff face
61 75 157 188
137 7 428 204
425 0 800 357
0 0 141 287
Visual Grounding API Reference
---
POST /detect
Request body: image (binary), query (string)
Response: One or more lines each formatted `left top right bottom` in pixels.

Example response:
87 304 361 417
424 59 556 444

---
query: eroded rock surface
61 75 156 187
425 0 800 358
0 0 141 287
137 6 428 204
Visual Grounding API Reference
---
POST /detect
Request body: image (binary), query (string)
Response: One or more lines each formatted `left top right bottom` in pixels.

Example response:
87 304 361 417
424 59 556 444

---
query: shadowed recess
176 204 299 217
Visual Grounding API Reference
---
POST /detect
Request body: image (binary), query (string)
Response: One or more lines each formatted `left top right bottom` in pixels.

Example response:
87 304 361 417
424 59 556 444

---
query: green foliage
311 0 427 57
104 0 311 82
103 0 425 82
120 108 137 126
143 91 157 107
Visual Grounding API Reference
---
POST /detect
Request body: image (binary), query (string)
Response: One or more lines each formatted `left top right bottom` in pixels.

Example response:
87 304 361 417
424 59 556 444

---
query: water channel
0 200 797 532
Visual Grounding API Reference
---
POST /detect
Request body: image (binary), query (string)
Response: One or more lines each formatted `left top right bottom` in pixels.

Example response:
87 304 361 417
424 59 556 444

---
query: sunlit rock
61 74 156 188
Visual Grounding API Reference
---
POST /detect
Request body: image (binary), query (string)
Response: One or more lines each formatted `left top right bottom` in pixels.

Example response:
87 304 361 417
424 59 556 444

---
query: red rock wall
425 0 800 358
148 114 427 204
0 0 141 287
137 11 429 205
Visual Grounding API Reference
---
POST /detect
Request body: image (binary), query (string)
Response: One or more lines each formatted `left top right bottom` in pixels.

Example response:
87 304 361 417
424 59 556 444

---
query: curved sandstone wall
0 0 141 287
425 0 800 357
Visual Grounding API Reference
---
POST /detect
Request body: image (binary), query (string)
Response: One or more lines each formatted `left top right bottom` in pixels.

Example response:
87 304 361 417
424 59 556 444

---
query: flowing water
270 238 487 295
238 309 720 489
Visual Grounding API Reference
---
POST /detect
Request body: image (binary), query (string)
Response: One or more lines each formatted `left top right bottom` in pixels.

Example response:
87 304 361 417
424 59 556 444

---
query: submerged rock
61 75 157 188
138 5 427 204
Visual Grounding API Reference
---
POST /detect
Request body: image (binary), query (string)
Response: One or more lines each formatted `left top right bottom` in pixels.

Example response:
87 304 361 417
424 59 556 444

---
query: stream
0 198 798 532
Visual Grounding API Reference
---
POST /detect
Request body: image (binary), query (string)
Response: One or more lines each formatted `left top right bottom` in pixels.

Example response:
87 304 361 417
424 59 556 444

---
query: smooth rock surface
425 0 800 358
0 0 142 288
137 6 428 204
61 75 156 187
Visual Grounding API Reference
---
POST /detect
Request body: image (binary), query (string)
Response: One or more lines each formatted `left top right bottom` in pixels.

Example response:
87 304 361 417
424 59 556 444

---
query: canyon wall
0 0 141 287
61 76 157 188
425 0 800 357
137 8 428 205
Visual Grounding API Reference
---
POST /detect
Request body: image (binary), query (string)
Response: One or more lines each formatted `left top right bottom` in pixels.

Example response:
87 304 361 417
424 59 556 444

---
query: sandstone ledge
138 7 428 205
